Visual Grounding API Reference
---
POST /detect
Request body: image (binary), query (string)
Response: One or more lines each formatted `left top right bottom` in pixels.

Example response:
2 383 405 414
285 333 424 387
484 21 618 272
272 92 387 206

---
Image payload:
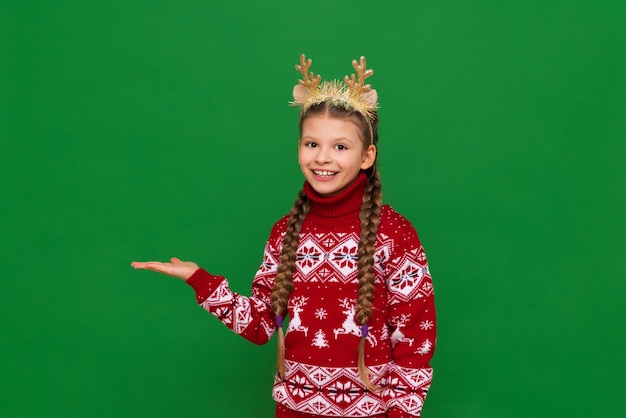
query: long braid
356 169 383 391
270 188 310 381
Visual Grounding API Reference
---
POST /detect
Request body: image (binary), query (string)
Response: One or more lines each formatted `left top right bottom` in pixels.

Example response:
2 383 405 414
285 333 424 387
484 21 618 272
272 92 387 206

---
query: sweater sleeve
185 218 287 345
381 213 436 417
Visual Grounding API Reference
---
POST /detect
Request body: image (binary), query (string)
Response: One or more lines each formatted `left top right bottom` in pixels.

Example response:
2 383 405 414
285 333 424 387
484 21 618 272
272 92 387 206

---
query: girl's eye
336 144 347 150
304 142 317 148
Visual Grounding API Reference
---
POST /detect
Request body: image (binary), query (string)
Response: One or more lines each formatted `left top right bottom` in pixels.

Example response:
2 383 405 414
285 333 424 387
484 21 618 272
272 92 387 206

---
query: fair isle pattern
383 366 433 416
273 362 390 417
296 232 361 282
385 245 431 304
293 230 410 286
199 230 285 343
378 206 434 306
189 205 435 416
291 211 432 302
201 279 276 339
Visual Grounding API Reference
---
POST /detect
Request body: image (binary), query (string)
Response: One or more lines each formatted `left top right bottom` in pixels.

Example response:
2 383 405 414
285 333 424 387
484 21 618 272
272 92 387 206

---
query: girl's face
298 113 376 196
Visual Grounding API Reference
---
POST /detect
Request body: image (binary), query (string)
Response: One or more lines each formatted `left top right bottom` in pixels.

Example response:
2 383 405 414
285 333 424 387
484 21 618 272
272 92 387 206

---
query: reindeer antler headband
291 54 379 120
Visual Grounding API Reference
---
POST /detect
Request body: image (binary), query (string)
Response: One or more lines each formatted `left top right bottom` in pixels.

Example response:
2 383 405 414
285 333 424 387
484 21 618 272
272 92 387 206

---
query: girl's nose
315 148 332 164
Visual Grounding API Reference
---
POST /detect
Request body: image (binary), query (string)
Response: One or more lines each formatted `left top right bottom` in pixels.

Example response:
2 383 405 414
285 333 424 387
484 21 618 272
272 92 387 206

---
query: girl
132 55 436 418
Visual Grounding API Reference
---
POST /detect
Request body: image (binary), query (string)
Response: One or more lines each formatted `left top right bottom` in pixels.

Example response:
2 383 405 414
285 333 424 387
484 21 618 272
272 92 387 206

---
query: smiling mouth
313 170 337 178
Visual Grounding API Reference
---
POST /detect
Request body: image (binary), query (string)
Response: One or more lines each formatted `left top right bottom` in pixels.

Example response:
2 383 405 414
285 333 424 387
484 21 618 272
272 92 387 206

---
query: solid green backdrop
1 1 625 417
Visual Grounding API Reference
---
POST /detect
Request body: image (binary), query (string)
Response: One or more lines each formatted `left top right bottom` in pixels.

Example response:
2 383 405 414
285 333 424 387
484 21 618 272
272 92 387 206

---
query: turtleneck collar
303 171 367 221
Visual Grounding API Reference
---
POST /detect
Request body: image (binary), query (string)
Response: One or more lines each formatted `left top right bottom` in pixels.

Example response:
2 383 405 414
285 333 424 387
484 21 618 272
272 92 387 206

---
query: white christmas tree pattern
312 329 329 348
380 324 389 342
415 339 432 355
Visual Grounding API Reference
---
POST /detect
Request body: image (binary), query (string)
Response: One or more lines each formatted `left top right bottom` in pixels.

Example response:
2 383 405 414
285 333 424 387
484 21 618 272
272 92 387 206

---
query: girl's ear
360 144 377 170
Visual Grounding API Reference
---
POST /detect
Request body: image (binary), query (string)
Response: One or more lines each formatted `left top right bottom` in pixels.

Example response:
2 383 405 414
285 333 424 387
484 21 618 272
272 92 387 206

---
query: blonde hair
271 102 382 391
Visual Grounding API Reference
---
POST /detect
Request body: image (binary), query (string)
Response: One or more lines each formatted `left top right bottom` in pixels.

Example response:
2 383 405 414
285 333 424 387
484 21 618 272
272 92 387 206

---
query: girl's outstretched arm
130 257 199 280
130 217 288 346
131 254 277 345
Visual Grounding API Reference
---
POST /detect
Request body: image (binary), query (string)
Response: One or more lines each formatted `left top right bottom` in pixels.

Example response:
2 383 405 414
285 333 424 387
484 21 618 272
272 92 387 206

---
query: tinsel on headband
290 54 379 120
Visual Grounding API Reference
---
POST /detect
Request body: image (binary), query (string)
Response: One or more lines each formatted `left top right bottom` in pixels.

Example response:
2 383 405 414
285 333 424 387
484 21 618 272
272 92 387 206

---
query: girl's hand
130 257 199 280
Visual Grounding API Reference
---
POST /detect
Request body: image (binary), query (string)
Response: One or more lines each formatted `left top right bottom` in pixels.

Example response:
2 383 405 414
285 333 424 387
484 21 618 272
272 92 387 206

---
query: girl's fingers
131 259 197 280
131 261 167 271
144 262 162 270
132 258 182 268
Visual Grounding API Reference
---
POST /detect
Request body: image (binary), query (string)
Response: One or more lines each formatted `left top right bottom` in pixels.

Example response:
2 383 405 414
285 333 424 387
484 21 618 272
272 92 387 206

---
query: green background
2 1 625 417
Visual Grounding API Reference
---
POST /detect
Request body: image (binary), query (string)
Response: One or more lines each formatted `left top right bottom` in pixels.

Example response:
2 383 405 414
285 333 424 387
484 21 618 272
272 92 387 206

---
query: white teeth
314 170 336 177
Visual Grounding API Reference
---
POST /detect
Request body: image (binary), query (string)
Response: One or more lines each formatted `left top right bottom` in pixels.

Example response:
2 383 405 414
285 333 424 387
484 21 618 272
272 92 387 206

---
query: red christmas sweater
186 173 436 417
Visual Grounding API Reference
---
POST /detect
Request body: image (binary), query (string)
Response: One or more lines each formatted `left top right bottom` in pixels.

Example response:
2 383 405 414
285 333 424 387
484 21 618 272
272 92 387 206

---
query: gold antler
295 54 321 90
344 56 374 96
291 54 378 115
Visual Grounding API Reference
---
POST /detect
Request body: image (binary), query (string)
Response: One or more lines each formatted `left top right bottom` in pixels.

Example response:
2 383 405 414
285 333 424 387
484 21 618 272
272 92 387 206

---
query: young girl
132 55 436 418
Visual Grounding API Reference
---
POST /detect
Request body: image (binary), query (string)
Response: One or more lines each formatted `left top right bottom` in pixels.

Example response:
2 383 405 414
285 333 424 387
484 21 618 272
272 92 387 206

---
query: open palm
131 257 199 280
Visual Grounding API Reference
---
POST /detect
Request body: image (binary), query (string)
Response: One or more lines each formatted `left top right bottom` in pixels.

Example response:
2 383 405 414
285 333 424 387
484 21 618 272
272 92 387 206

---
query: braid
356 169 383 391
271 188 310 381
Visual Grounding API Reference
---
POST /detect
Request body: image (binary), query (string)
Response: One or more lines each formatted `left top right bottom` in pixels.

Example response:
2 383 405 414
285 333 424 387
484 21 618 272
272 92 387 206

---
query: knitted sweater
186 173 436 417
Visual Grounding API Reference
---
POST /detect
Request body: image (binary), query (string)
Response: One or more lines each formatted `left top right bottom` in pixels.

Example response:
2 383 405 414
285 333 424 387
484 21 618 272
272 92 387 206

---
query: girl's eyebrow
301 135 355 142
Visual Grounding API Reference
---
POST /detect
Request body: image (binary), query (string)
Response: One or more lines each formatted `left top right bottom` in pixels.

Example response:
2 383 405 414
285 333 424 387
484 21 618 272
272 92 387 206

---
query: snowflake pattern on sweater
186 174 436 417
